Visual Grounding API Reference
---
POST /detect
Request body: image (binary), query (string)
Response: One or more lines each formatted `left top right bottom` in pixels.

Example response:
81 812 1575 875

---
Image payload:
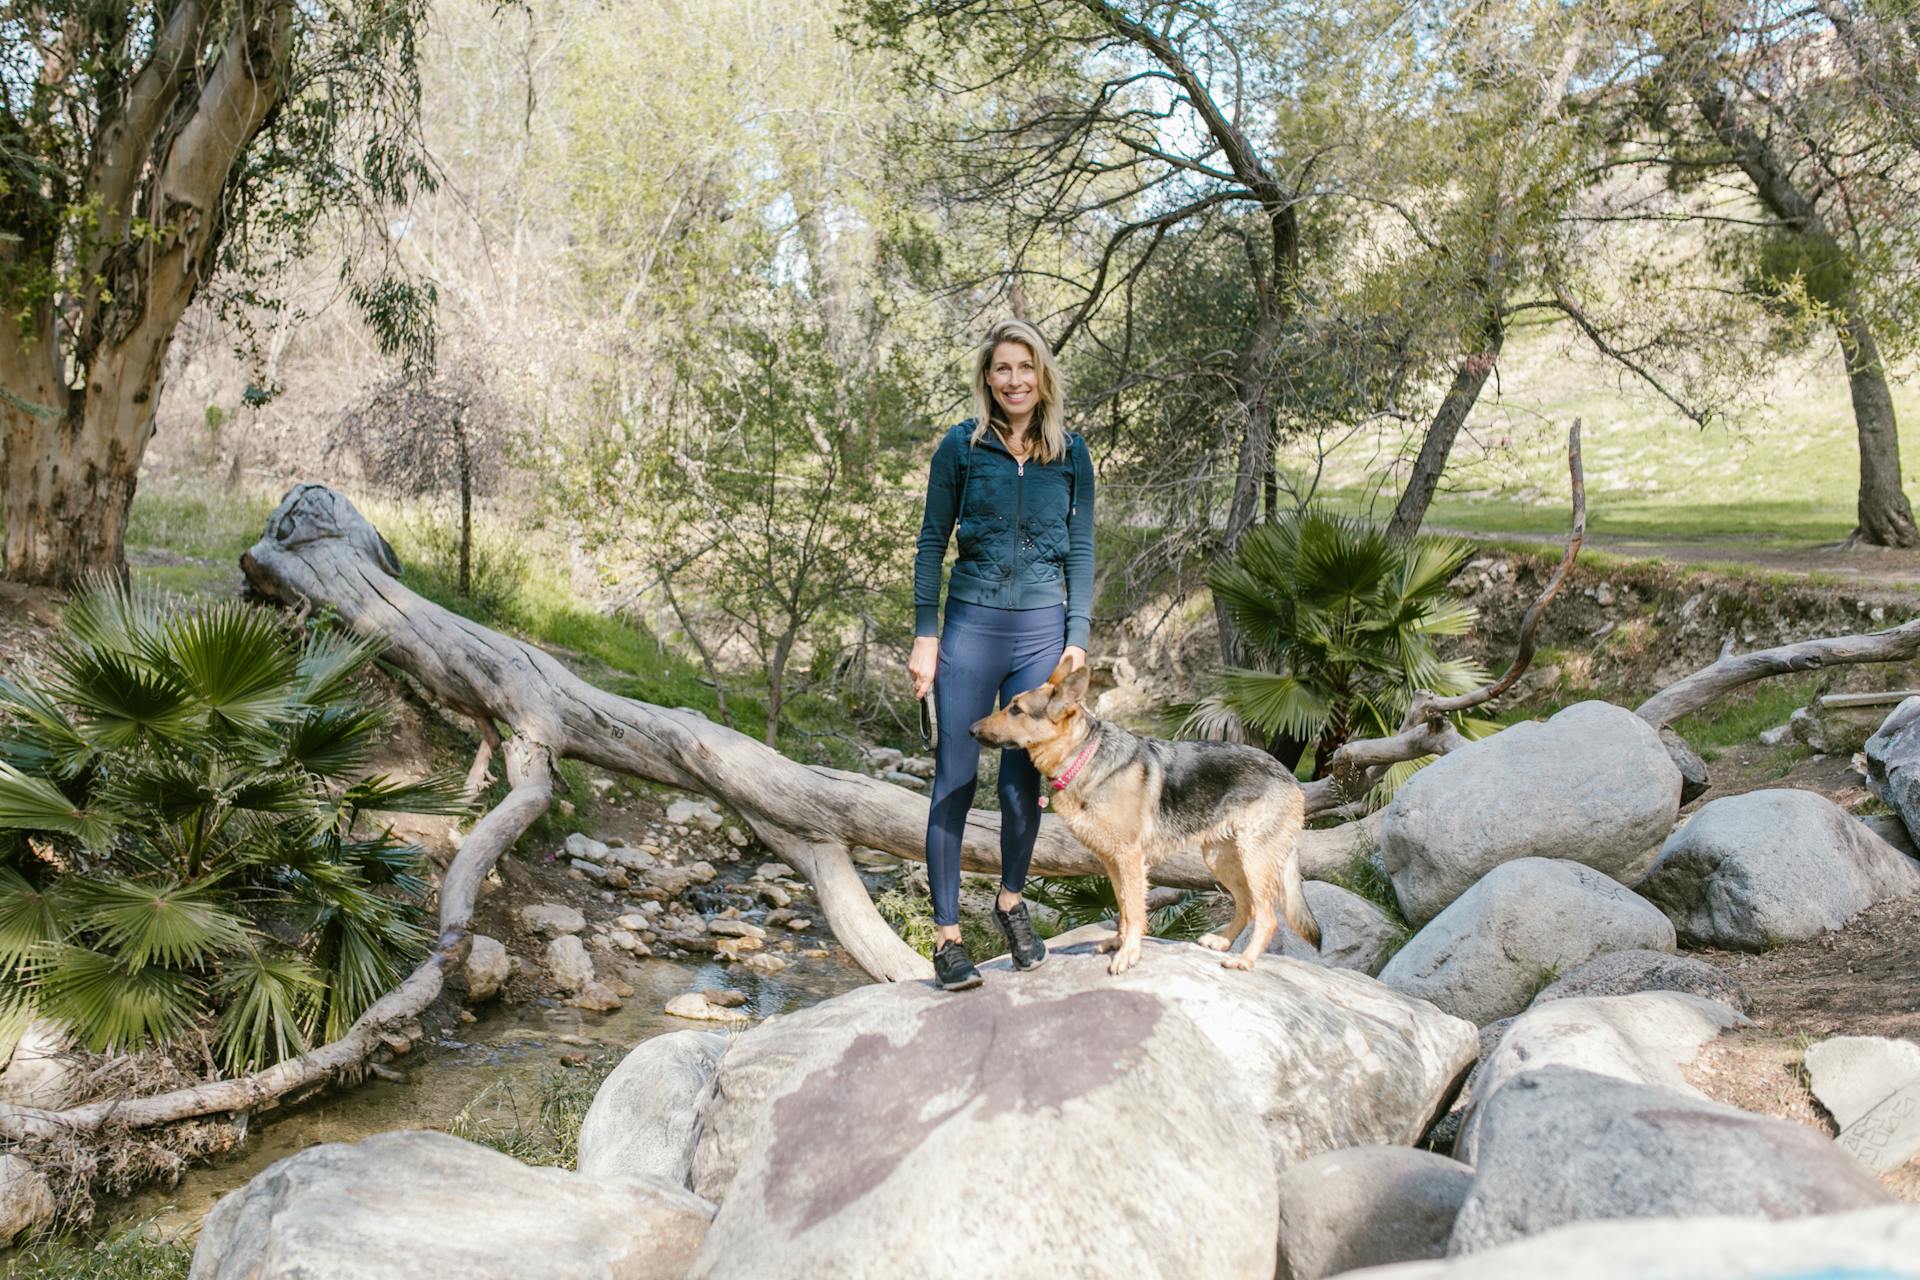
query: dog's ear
1047 661 1092 718
1044 655 1076 687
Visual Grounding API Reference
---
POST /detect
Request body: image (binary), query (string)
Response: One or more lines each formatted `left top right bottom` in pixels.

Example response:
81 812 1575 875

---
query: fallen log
236 485 1371 989
1635 620 1920 730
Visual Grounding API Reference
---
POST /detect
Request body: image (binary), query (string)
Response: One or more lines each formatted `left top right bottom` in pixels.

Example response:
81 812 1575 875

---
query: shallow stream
104 949 870 1237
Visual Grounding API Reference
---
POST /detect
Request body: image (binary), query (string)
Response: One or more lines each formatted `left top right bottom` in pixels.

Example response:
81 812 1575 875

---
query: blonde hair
968 318 1068 465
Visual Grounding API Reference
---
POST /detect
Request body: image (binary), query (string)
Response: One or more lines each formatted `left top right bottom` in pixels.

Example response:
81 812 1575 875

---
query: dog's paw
1220 953 1257 971
1195 932 1233 952
1093 933 1122 954
1107 945 1141 975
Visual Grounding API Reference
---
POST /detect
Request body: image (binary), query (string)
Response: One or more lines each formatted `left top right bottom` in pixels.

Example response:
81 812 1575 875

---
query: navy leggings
925 599 1067 926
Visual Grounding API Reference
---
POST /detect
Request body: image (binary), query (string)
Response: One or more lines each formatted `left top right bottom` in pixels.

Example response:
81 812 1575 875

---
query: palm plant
1024 878 1215 942
0 583 466 1076
1188 509 1489 783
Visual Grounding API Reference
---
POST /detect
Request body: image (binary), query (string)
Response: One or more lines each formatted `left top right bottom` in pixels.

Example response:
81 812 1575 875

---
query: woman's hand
1061 645 1087 673
910 635 940 700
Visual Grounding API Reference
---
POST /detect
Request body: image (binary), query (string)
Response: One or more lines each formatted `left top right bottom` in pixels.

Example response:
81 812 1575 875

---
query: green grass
1 1225 192 1279
444 1046 622 1168
1671 675 1822 759
1298 320 1920 551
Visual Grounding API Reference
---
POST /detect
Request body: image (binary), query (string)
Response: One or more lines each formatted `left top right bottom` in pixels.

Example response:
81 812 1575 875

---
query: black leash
919 696 934 750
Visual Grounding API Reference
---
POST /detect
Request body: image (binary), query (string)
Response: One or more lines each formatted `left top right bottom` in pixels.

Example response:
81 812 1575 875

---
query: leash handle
918 696 934 750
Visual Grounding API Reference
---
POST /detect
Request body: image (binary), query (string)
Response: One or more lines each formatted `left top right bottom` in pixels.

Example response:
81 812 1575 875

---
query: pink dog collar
1038 735 1098 808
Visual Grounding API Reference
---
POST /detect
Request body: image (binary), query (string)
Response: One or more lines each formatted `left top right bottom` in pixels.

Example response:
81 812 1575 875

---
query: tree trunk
1838 311 1918 547
1389 316 1505 540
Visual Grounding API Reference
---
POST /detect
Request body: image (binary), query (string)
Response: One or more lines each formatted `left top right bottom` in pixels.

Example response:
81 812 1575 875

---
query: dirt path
1441 526 1920 593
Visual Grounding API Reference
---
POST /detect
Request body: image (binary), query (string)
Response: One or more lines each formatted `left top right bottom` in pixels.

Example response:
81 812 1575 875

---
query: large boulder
1456 992 1746 1161
189 1130 714 1279
683 938 1475 1280
1338 1206 1920 1279
1378 859 1676 1025
0 1153 55 1242
577 1031 728 1187
1380 701 1683 926
1530 948 1746 1012
1275 1146 1472 1280
1265 880 1407 976
0 1018 81 1109
1804 1034 1920 1174
1637 788 1920 950
1448 1067 1891 1254
1866 696 1920 839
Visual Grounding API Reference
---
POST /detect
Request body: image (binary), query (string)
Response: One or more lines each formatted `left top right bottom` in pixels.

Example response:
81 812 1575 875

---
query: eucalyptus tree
1587 0 1920 546
0 0 436 586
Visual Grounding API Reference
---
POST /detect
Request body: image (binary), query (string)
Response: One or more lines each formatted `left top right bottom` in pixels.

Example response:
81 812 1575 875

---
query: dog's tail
1280 857 1322 951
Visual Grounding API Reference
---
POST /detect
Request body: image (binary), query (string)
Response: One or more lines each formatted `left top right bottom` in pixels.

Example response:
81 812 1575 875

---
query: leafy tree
0 584 463 1074
1 0 437 586
1191 509 1487 778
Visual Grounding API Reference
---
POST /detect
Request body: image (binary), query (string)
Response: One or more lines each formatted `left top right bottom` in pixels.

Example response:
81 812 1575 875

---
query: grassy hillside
1302 320 1920 549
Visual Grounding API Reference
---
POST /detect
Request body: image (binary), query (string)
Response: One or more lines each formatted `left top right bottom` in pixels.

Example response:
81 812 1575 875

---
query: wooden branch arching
0 738 552 1142
1635 619 1920 730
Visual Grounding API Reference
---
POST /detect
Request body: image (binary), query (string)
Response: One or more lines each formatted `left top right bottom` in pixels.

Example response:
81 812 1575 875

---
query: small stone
571 857 608 881
665 798 726 831
865 746 904 770
897 756 936 779
785 917 812 931
709 919 767 940
755 862 786 881
764 909 795 927
568 981 623 1013
544 935 595 994
882 769 927 790
463 935 510 1004
742 952 787 975
606 978 635 998
564 833 611 863
0 1154 57 1240
758 884 792 909
615 913 650 931
702 988 749 1008
726 826 749 848
1758 722 1795 747
566 868 585 880
665 992 750 1023
715 936 764 960
519 903 586 937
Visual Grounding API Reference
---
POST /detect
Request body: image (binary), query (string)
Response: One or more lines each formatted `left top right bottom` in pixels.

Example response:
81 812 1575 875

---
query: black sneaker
992 899 1048 971
932 939 982 991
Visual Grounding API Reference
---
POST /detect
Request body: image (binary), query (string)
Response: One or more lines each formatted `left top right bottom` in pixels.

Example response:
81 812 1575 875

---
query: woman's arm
1064 437 1095 651
913 429 965 639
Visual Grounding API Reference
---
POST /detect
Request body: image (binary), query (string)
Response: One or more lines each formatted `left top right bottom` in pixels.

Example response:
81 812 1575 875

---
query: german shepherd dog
973 658 1321 975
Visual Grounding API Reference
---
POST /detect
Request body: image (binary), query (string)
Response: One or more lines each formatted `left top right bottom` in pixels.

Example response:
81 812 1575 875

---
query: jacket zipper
1011 455 1024 606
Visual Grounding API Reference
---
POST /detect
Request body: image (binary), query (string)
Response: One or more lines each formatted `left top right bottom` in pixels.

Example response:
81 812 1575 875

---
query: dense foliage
0 586 464 1074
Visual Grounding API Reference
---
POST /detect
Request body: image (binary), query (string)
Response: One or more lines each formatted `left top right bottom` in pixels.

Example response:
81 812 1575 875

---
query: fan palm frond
339 772 471 819
32 944 205 1051
151 602 299 734
0 673 95 777
278 706 385 777
47 642 197 747
215 947 321 1074
62 577 164 657
1147 890 1214 941
70 876 251 968
0 866 69 975
0 760 116 846
295 630 383 707
1215 669 1331 742
1171 694 1254 744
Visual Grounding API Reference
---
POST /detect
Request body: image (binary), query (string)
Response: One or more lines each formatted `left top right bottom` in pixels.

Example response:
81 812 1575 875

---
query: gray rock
1381 702 1683 926
565 832 611 863
684 940 1474 1279
188 1130 712 1279
666 993 752 1024
463 935 510 1004
545 934 595 994
1379 859 1676 1026
1756 722 1794 747
1659 728 1710 806
1861 813 1918 860
1786 705 1830 752
1532 949 1747 1012
1637 788 1920 950
0 1018 80 1109
519 902 586 937
1448 1067 1891 1254
1275 1146 1472 1280
1864 696 1920 796
578 1031 729 1188
1261 881 1407 976
666 798 725 831
1456 992 1747 1162
0 1153 55 1241
1338 1206 1920 1279
1804 1035 1920 1173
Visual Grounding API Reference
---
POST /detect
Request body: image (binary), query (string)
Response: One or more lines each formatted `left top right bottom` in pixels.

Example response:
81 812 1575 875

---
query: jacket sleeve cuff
1065 617 1090 650
916 605 941 638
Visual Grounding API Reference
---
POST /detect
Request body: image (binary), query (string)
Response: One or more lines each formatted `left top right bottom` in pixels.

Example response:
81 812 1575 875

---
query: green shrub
0 583 467 1074
1 1223 192 1279
1024 876 1215 942
446 1046 621 1168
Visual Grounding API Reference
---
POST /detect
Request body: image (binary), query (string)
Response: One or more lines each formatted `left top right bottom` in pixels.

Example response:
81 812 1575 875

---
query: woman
909 317 1094 991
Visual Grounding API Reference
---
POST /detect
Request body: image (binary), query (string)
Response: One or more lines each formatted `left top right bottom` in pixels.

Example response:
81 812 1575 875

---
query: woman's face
986 341 1038 425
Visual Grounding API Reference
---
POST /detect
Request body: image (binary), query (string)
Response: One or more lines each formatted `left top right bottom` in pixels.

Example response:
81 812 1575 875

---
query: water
105 948 870 1237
